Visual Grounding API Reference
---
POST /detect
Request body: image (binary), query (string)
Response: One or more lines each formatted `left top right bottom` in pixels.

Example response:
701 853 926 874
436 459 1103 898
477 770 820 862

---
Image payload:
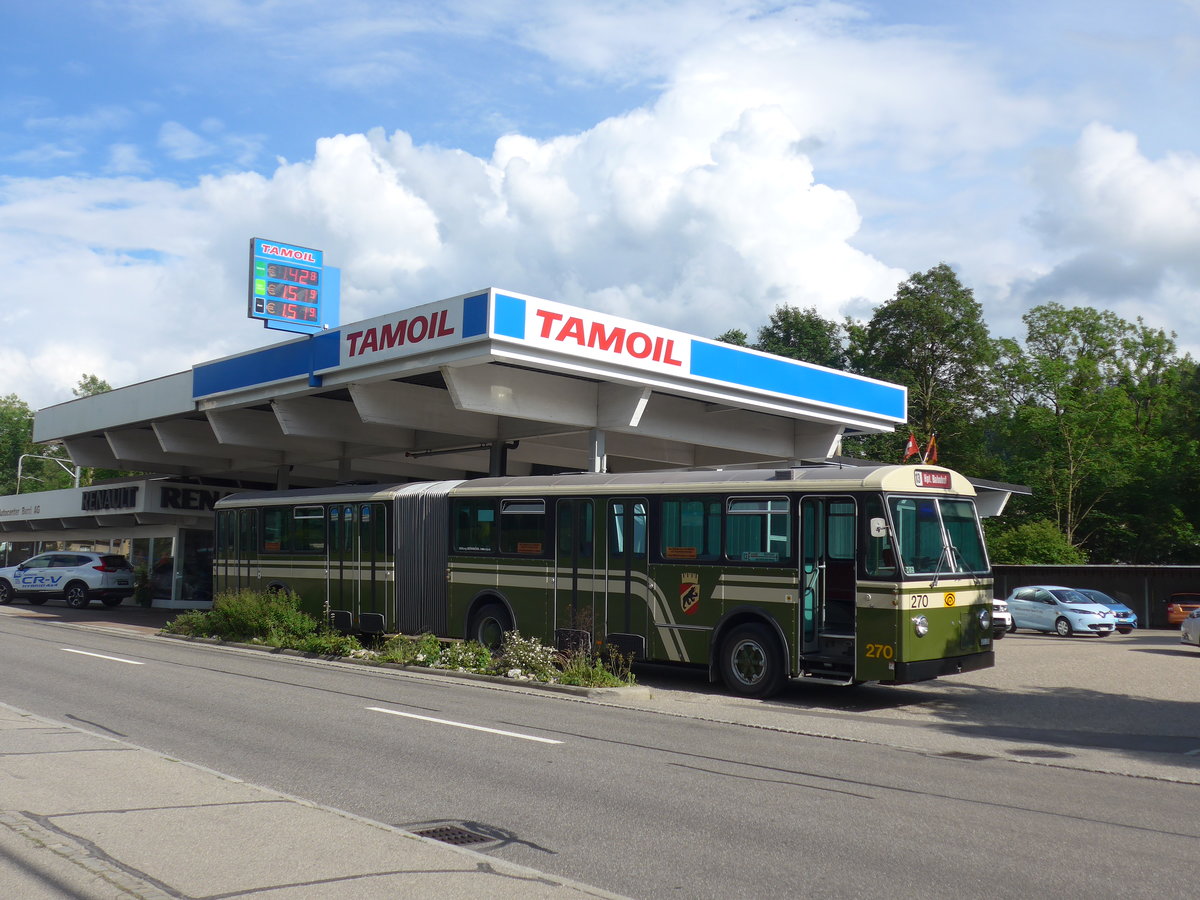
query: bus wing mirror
869 517 889 539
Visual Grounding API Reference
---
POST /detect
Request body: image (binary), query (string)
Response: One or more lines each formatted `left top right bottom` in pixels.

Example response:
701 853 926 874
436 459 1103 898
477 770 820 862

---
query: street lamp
16 453 81 493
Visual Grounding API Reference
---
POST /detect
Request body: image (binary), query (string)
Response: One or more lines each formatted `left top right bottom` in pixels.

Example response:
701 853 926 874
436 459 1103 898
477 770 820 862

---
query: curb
156 632 654 700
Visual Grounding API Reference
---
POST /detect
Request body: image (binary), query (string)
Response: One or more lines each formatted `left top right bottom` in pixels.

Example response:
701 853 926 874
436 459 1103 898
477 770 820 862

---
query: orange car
1165 593 1200 626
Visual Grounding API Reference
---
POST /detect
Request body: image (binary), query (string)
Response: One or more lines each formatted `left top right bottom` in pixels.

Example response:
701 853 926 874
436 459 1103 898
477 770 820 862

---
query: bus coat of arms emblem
680 572 700 615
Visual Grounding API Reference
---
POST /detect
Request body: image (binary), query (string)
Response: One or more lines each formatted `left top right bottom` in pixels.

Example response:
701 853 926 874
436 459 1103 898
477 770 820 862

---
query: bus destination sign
914 469 952 489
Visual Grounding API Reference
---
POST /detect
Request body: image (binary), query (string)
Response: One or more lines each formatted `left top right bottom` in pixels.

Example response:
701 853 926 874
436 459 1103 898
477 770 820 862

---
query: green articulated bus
213 464 995 697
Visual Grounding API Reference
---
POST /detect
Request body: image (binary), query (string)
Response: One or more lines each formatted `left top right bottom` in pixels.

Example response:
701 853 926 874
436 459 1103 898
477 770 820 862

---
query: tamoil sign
493 293 692 376
340 294 476 365
248 238 326 333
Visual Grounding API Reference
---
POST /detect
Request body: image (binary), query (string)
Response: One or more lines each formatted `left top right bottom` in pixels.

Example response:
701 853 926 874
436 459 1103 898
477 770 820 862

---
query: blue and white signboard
248 238 339 334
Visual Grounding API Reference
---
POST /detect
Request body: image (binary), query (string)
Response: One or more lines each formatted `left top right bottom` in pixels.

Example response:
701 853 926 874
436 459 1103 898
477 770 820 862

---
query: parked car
1181 610 1200 650
1076 589 1138 633
1164 593 1200 627
991 598 1011 638
0 551 136 609
1006 585 1116 637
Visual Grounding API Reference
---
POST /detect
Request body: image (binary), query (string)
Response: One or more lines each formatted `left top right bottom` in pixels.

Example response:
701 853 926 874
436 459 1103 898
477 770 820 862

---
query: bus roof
214 464 977 508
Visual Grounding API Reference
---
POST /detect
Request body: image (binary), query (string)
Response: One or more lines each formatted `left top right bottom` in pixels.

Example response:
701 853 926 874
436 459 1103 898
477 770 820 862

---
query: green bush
493 631 561 682
291 630 363 656
162 588 318 643
438 639 493 671
161 609 210 636
557 646 636 687
376 632 444 666
986 519 1088 565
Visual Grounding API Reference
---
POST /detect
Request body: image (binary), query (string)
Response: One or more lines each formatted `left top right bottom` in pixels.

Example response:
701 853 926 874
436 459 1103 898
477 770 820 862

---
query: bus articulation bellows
213 464 995 697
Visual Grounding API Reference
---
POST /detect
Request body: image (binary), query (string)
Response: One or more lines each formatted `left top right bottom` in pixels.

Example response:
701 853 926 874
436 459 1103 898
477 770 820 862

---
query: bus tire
719 622 784 698
469 602 512 650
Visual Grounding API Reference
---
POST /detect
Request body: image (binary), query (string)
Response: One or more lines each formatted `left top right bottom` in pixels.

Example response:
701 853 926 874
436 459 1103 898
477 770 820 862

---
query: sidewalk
0 703 624 899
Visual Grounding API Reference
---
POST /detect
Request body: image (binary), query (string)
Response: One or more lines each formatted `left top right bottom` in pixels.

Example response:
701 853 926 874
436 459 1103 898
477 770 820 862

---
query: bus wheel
469 602 512 651
719 623 784 698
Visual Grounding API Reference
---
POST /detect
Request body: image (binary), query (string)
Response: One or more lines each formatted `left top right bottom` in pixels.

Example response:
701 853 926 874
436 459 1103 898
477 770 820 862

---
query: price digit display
248 238 325 333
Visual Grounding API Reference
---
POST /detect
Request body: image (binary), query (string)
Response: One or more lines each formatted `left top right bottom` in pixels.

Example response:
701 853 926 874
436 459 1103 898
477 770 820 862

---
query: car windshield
1050 588 1093 604
886 495 988 578
1081 590 1117 605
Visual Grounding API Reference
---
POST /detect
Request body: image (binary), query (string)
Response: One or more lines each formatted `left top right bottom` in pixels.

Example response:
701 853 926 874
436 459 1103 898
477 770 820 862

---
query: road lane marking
61 649 144 665
366 706 562 744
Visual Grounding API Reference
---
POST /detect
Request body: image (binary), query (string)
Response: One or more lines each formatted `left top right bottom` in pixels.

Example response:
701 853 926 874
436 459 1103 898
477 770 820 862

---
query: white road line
366 706 563 744
61 648 144 665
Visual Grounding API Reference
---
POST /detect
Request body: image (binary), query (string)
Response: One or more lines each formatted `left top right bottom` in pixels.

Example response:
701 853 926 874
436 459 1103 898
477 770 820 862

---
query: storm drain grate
414 825 492 846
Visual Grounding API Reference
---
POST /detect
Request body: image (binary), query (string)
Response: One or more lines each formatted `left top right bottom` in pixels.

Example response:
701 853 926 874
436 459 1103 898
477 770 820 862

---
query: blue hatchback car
1076 589 1138 633
1006 585 1116 637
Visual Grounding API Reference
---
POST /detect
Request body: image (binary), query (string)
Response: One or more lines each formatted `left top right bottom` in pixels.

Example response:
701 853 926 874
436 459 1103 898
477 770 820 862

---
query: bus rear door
555 498 595 651
328 502 390 634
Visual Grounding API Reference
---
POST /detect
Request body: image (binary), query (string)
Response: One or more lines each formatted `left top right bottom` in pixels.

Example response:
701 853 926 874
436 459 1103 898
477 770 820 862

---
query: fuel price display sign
248 238 325 332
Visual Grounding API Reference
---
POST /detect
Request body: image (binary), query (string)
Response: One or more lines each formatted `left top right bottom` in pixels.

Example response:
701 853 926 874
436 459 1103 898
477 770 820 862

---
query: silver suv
0 552 136 609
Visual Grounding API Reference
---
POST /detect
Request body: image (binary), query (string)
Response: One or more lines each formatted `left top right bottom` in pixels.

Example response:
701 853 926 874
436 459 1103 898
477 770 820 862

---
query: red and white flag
922 433 938 464
902 433 919 462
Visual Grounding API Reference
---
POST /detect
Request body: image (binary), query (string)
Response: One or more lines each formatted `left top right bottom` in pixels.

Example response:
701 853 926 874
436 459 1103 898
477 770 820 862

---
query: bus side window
292 505 326 553
725 496 789 562
609 500 647 556
502 499 546 554
659 496 720 561
453 499 496 552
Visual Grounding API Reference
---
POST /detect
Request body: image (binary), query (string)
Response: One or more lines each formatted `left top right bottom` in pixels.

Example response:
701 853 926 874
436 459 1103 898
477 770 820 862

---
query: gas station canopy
33 289 909 489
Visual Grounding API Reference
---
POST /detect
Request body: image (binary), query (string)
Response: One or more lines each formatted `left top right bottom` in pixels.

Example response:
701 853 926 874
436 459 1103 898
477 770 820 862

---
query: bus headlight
979 607 992 629
912 615 930 637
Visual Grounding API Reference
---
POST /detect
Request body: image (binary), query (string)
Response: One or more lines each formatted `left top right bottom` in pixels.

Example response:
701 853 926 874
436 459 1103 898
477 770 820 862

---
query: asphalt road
1 608 1198 899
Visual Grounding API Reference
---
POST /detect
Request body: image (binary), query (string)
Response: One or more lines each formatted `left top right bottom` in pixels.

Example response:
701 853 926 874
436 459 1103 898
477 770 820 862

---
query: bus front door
799 496 858 668
604 498 649 660
555 498 595 652
327 502 390 635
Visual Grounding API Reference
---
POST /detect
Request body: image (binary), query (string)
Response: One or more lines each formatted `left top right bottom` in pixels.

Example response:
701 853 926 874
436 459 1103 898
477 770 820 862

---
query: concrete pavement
0 700 624 899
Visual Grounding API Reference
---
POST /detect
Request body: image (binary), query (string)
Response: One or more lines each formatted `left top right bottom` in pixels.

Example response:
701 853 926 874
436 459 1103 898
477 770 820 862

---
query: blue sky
3 1 1199 408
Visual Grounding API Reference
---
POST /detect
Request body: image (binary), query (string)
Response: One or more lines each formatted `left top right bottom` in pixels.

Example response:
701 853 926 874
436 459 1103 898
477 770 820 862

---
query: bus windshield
887 495 988 578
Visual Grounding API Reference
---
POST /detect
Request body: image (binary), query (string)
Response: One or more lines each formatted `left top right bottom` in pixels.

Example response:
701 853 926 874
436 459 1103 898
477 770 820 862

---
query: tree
0 395 35 496
846 264 997 468
753 304 846 369
714 328 749 346
73 373 113 397
987 303 1192 560
0 376 121 495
